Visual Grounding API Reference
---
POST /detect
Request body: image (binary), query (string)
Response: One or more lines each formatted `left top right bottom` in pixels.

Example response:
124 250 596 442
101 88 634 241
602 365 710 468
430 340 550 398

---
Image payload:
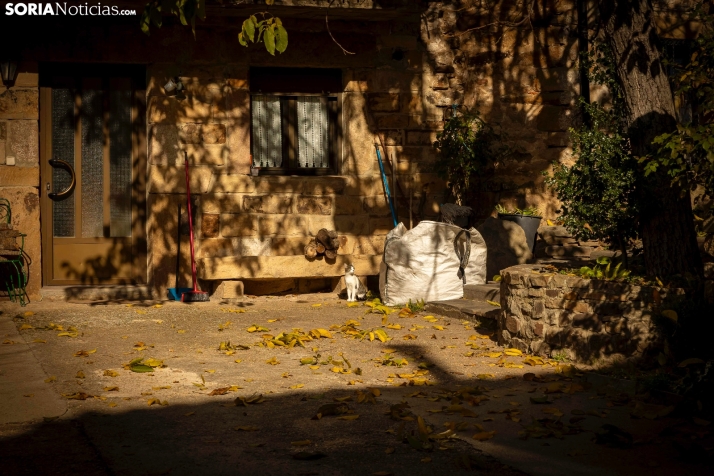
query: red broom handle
184 156 199 291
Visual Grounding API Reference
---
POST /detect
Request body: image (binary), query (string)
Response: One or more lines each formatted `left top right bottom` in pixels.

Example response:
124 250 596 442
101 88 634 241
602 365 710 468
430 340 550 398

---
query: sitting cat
344 264 367 302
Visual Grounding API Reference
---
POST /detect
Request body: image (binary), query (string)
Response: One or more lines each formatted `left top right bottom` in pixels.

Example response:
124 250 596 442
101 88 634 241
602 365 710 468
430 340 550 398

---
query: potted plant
495 205 542 254
433 107 508 208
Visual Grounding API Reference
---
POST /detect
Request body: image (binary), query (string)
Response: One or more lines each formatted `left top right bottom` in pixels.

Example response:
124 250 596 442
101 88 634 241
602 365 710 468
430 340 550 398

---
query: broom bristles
181 291 210 302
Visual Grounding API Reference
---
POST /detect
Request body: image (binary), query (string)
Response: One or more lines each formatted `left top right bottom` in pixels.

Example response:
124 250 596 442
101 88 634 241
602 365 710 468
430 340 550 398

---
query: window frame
250 91 342 176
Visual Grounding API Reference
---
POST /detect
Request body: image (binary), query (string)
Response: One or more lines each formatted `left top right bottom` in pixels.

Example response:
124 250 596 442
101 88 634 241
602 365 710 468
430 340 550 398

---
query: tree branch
325 0 355 55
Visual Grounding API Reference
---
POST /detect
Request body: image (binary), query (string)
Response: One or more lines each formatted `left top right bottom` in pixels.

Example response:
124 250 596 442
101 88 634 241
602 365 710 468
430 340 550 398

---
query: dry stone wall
498 264 683 363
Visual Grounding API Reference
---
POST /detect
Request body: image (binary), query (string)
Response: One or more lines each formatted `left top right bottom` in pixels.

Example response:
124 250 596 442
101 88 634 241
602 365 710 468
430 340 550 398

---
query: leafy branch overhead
140 0 287 55
239 14 289 56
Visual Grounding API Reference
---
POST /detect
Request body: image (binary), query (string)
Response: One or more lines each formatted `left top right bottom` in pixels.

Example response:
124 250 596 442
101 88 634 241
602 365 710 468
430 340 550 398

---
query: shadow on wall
12 0 618 297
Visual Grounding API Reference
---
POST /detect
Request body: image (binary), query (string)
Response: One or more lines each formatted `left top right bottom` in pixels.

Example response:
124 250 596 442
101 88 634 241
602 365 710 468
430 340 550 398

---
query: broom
181 153 209 303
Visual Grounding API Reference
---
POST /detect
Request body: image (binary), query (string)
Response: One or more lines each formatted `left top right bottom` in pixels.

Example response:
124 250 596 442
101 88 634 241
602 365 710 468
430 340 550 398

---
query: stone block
591 301 623 316
211 89 249 121
538 225 574 245
376 114 409 129
558 311 573 326
0 89 38 119
546 245 594 258
408 115 444 130
180 124 226 144
296 196 333 215
533 321 545 337
148 95 211 124
606 318 627 334
545 289 561 298
381 130 404 146
198 254 382 280
0 120 6 140
532 299 546 319
214 280 245 299
210 175 256 194
243 195 294 214
378 35 418 50
201 193 244 214
406 131 437 146
363 196 392 217
334 215 371 236
224 123 251 174
572 313 602 332
563 300 592 313
528 287 545 297
259 215 307 236
533 105 569 133
148 165 213 194
0 166 39 186
149 124 226 165
197 238 240 258
6 120 38 166
220 214 258 237
431 73 450 90
505 315 520 334
302 177 347 196
201 214 220 238
253 176 304 194
333 195 364 215
368 93 400 112
270 237 312 256
239 237 274 256
370 217 397 235
351 235 386 255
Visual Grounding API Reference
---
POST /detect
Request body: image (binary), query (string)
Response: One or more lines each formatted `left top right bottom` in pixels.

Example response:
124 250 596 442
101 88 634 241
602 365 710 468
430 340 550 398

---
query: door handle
48 158 76 201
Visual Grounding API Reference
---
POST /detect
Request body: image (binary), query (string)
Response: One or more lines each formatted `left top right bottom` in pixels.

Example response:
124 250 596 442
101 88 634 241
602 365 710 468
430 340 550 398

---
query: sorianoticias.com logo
4 3 137 16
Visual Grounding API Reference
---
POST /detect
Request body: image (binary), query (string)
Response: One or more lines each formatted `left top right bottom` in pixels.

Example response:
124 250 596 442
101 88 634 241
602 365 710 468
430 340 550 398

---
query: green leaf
238 31 247 47
275 25 288 53
196 0 206 20
264 26 276 55
243 18 255 42
130 364 154 373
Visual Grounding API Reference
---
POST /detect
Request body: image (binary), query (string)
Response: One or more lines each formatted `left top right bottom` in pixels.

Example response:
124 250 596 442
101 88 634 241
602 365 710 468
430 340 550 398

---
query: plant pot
498 214 542 254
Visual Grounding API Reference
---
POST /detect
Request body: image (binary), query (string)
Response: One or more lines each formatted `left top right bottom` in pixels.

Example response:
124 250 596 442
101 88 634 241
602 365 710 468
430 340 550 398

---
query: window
250 68 342 175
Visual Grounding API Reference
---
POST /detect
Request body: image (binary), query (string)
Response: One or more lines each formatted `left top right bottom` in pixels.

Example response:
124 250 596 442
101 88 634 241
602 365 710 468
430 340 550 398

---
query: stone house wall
0 0 699 301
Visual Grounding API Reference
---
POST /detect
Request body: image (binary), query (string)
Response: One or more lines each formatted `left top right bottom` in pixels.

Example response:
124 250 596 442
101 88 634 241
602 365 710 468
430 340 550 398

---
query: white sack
379 221 488 306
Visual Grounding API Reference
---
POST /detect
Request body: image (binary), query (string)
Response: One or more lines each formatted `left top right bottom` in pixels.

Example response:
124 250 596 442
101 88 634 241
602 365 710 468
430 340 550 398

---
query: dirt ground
0 293 712 476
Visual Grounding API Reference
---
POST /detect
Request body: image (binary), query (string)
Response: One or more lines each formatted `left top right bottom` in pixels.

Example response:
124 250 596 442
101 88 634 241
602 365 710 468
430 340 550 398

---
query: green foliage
141 0 286 54
406 299 425 313
238 14 288 55
494 204 541 216
544 42 639 249
433 108 508 205
574 256 631 281
649 7 714 197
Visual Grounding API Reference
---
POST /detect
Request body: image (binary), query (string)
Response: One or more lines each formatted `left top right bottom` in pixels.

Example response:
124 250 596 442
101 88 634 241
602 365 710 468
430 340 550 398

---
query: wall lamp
1 60 18 88
164 76 185 94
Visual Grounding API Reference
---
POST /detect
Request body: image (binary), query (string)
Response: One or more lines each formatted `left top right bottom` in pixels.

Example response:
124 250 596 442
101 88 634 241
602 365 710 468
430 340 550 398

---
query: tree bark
598 0 703 278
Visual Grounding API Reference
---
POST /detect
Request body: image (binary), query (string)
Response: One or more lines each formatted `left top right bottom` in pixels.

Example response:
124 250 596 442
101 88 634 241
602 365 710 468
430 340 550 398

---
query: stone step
425 299 501 324
41 285 153 302
463 283 500 302
545 245 594 258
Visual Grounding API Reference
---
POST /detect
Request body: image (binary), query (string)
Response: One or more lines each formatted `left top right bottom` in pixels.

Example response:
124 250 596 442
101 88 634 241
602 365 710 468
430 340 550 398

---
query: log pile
304 228 340 259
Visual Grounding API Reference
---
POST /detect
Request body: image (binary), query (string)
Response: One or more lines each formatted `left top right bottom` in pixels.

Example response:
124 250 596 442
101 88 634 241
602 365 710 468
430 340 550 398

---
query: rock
476 217 531 279
538 226 575 245
545 245 594 258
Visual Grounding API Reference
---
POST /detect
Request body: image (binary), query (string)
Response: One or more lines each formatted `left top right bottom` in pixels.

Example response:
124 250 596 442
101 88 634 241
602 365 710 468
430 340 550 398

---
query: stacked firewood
304 228 340 259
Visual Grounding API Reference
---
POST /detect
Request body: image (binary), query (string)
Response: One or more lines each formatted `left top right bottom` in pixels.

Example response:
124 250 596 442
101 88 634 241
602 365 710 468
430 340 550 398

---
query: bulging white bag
379 221 487 306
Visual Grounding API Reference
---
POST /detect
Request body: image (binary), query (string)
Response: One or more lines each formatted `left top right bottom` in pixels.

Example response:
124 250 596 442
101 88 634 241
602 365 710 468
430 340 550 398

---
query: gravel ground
1 293 712 476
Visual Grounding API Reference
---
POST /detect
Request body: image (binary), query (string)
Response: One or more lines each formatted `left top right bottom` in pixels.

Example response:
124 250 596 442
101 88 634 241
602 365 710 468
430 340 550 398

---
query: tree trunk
598 0 703 278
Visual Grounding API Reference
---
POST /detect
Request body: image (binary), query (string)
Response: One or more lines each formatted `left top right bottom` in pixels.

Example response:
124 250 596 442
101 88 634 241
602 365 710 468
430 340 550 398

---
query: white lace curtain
251 95 282 167
297 97 329 168
251 95 329 168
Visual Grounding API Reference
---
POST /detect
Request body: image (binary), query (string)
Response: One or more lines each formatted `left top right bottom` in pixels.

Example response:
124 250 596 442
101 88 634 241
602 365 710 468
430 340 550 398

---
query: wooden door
40 65 146 285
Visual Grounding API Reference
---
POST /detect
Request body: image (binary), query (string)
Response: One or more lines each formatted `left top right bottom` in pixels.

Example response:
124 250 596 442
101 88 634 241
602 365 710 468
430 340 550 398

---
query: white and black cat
344 264 367 302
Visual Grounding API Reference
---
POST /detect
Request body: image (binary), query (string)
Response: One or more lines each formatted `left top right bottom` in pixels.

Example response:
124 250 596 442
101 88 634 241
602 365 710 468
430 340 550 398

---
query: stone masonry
498 264 684 363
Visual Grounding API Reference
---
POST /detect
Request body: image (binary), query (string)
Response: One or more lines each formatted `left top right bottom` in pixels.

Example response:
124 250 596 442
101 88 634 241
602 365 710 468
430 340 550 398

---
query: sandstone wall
0 65 41 301
1 0 700 298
